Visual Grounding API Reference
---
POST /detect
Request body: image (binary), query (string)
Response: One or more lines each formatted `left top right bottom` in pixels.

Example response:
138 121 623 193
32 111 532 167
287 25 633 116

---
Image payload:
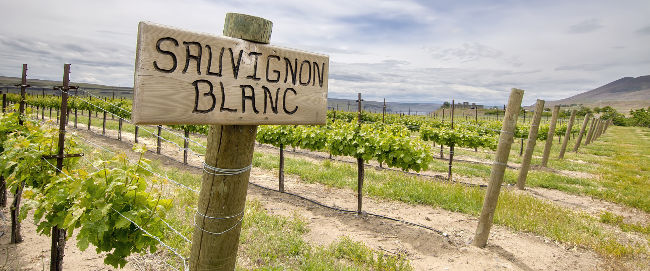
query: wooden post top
223 13 273 44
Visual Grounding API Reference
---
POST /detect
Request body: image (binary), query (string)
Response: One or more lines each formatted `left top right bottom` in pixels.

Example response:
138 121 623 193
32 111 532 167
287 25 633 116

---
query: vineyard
1 71 648 271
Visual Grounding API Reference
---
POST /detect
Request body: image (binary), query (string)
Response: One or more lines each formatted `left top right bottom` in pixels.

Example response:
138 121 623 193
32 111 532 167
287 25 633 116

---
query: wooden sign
133 22 329 125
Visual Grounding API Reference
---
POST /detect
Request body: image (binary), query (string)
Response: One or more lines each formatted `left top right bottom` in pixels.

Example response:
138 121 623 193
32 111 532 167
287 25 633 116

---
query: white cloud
0 0 649 106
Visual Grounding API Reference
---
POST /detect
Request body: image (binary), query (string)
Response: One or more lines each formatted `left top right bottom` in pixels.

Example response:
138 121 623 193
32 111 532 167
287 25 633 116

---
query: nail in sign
133 22 329 125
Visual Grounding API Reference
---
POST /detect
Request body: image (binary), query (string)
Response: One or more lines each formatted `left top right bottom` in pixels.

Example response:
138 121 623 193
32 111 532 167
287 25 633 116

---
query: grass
239 201 412 270
436 126 650 213
253 151 648 258
599 211 650 237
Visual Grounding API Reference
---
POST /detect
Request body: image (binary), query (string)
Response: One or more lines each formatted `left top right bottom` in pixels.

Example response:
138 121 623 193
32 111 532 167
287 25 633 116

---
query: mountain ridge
545 75 650 112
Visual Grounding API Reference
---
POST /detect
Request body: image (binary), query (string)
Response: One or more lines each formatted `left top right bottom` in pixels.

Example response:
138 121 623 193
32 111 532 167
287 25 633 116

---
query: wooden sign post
132 13 329 271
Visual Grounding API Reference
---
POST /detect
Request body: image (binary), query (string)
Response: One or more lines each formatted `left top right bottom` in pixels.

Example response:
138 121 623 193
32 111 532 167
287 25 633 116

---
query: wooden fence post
558 109 576 159
87 109 91 131
183 129 189 164
584 117 597 145
17 64 29 125
356 93 364 215
592 119 601 142
474 106 479 152
595 119 604 140
382 98 386 123
49 63 79 271
516 99 544 190
11 64 30 243
134 126 139 143
520 109 526 156
448 100 455 181
118 118 123 140
102 111 107 135
573 114 591 152
189 13 272 271
473 88 523 247
156 126 162 154
540 105 560 167
279 144 285 192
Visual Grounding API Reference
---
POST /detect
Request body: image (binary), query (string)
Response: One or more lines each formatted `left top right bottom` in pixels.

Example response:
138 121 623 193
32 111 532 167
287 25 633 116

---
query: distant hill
0 76 132 98
546 75 650 112
0 76 441 113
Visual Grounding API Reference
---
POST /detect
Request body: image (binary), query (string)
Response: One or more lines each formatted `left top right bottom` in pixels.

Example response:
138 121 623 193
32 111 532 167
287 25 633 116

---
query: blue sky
1 0 649 105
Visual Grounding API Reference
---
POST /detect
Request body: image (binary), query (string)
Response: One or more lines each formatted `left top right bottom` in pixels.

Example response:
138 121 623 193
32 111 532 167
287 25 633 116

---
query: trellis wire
57 90 205 158
78 88 207 150
79 151 193 244
82 138 199 194
41 158 189 271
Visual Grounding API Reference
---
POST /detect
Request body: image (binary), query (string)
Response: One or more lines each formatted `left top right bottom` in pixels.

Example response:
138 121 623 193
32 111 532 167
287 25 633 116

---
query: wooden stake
356 93 364 215
18 64 28 125
473 88 523 248
183 129 189 164
592 119 601 142
519 109 526 156
382 98 386 123
558 109 576 159
11 64 29 244
584 118 597 145
0 175 5 208
102 111 107 135
540 105 560 167
595 119 604 140
475 106 478 152
118 118 123 140
189 13 271 271
573 114 591 152
279 144 285 192
156 126 162 154
516 99 544 190
134 125 139 143
448 100 455 181
51 64 73 271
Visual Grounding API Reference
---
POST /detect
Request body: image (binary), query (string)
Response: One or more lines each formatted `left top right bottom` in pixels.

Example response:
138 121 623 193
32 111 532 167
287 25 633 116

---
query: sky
1 0 649 106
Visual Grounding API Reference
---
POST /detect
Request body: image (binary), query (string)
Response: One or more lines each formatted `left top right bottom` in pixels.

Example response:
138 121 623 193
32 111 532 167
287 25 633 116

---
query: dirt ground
4 117 646 270
0 199 138 271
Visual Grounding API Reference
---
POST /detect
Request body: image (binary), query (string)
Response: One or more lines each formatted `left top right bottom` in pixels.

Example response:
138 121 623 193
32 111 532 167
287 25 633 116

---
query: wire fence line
49 88 205 158
77 88 207 150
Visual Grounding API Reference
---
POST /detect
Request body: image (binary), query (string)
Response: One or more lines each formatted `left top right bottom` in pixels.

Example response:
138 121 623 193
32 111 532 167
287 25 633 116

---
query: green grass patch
253 150 647 258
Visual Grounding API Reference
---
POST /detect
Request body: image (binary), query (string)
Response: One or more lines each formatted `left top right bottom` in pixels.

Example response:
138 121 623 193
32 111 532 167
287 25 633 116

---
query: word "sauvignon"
153 37 325 115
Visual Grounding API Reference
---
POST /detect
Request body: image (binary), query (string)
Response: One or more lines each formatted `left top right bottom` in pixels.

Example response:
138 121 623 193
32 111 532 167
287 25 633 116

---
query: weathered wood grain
133 22 329 125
